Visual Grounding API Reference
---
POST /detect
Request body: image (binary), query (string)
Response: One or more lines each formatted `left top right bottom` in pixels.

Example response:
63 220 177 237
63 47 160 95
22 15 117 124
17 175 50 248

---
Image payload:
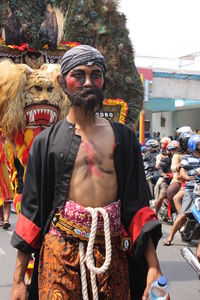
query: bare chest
68 123 117 206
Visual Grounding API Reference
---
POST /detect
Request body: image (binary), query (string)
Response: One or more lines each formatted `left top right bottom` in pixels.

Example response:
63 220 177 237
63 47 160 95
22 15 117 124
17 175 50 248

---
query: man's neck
66 106 97 130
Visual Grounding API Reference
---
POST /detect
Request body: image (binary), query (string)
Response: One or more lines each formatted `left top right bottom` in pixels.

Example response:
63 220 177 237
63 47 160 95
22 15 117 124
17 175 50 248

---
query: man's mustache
74 87 100 97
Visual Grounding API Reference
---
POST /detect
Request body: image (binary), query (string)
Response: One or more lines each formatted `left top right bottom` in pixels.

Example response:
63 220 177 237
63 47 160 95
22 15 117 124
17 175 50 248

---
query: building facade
138 67 200 137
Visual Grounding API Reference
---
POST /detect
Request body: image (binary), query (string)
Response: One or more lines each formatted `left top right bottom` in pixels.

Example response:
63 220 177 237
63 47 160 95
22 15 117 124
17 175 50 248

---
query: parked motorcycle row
141 126 200 245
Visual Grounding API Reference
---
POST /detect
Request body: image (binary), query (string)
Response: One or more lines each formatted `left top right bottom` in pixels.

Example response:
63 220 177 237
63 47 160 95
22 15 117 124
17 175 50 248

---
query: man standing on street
11 45 163 300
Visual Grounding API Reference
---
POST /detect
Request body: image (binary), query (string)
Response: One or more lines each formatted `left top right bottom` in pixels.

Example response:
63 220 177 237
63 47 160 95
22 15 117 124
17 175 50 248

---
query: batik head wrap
61 45 107 76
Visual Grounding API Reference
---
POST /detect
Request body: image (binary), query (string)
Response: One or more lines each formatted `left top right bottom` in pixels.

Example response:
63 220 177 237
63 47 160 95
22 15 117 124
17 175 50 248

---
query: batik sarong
38 200 130 300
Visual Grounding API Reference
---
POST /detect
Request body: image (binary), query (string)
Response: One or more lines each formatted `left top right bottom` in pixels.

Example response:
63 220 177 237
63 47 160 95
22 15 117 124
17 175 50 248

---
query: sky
119 0 200 59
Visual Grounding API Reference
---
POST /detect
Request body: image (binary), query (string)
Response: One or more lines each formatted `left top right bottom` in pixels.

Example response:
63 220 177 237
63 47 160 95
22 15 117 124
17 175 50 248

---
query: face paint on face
65 65 104 94
65 72 82 93
91 75 104 89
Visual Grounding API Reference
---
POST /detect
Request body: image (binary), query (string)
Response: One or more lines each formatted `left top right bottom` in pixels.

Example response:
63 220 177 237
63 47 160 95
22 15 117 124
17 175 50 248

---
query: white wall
152 112 172 137
152 78 200 100
176 109 200 131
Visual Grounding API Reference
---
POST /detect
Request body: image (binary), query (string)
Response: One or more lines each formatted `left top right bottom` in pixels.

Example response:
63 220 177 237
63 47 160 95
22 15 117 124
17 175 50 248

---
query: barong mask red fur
0 60 69 140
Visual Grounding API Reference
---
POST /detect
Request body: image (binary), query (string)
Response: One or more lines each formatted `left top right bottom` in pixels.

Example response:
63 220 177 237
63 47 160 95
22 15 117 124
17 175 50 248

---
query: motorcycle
143 160 159 201
180 203 200 279
180 168 200 242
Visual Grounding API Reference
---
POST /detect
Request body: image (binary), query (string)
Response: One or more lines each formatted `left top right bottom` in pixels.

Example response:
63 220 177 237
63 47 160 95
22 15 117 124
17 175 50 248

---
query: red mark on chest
83 142 104 179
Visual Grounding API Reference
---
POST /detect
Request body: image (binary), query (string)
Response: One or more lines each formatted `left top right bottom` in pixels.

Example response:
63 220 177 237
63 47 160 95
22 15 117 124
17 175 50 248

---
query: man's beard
66 87 104 115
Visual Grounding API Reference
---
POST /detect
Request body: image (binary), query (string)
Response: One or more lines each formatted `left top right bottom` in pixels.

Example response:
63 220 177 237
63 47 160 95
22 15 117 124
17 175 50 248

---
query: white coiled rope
79 207 112 300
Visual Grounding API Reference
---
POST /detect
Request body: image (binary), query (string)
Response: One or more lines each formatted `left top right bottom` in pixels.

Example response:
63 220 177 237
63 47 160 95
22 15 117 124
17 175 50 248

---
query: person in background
154 137 171 201
154 138 173 217
173 128 180 140
144 139 160 168
152 132 157 139
176 126 193 140
141 145 150 158
173 126 192 142
164 134 200 246
169 132 194 217
156 131 161 141
166 140 186 219
0 129 13 229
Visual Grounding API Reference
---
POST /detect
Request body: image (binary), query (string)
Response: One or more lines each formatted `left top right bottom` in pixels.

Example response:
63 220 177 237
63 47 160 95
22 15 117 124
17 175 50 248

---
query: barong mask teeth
24 104 58 128
60 45 107 76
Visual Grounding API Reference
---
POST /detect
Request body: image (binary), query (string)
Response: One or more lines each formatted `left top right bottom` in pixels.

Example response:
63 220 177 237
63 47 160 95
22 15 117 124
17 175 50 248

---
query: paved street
0 212 18 300
158 223 200 299
0 213 200 299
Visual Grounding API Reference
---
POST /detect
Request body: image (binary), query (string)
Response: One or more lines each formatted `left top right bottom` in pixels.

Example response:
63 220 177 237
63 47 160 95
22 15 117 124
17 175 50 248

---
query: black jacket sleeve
11 133 47 253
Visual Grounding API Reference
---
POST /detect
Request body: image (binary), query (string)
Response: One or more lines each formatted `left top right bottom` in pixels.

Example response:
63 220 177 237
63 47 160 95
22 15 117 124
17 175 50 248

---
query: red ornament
21 148 30 165
14 131 24 147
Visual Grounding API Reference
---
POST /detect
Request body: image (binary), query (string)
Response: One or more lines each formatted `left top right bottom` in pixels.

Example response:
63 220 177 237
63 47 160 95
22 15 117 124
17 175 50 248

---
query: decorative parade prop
98 98 128 124
0 0 144 126
0 60 69 212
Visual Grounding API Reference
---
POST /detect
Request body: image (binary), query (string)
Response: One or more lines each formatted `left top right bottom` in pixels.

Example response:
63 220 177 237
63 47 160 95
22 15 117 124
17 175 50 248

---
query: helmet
160 137 171 151
177 126 193 134
141 145 149 153
178 132 194 151
145 139 159 149
167 140 179 151
188 134 200 152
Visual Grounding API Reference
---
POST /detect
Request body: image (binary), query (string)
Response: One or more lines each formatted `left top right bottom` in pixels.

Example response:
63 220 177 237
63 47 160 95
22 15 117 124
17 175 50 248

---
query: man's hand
142 267 170 300
11 250 31 300
142 266 162 299
11 281 27 300
143 237 162 299
143 236 170 300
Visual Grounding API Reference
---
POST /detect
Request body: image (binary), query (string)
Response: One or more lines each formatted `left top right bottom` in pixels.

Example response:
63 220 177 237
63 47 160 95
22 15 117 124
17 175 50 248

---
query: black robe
11 119 162 299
